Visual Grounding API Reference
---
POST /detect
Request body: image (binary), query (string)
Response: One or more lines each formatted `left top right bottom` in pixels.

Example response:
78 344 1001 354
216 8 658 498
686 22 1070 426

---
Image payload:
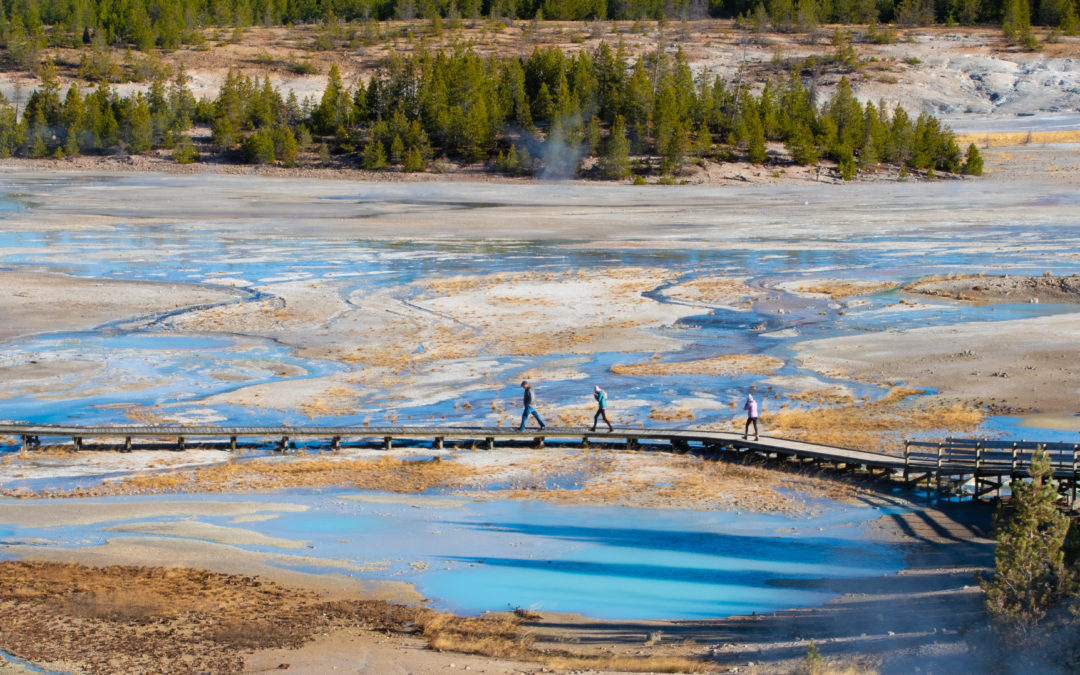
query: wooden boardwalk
1 423 1077 507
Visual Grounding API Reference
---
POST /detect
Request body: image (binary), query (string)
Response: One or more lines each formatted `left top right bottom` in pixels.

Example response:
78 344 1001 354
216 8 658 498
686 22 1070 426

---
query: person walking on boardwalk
591 385 613 432
519 380 546 431
743 393 760 441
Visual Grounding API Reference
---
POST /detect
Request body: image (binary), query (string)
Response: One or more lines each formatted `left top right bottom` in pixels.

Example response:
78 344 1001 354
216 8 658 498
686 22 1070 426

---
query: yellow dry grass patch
612 354 783 376
768 387 983 453
787 388 857 406
663 276 761 307
649 406 696 422
296 386 358 419
954 129 1080 148
499 451 864 514
794 280 898 299
2 456 485 499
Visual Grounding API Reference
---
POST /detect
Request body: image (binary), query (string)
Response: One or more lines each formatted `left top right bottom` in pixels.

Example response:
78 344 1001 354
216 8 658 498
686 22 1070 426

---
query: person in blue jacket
591 385 614 432
519 380 546 431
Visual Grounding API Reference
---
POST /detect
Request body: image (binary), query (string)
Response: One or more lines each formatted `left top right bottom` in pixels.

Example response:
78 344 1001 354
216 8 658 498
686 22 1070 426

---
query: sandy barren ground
796 312 1080 428
0 270 244 341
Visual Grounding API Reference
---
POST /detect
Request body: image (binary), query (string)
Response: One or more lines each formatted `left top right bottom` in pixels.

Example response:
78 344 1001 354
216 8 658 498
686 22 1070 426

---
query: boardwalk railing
2 423 1077 508
905 438 1080 504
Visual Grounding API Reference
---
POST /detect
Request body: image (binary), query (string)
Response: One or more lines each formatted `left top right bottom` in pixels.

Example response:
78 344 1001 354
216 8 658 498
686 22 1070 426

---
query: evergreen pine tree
243 128 275 164
982 449 1076 647
962 142 983 175
389 135 405 164
172 134 200 163
275 126 298 167
362 139 387 169
128 94 153 153
694 120 712 159
600 114 631 179
403 146 426 172
1003 0 1036 47
787 121 819 165
747 115 767 164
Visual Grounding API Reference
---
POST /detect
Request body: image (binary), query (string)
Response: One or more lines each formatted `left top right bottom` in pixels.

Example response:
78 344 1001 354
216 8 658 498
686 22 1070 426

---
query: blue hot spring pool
0 490 907 620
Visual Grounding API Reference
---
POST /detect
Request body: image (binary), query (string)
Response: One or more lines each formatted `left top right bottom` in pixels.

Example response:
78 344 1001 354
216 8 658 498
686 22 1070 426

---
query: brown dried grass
612 354 783 377
953 129 1080 148
0 456 486 499
664 276 761 307
498 450 864 513
0 560 717 674
768 387 983 453
649 406 696 422
794 281 898 299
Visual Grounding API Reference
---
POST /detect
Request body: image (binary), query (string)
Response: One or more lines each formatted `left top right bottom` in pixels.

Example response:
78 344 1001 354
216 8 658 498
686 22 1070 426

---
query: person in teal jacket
591 385 613 432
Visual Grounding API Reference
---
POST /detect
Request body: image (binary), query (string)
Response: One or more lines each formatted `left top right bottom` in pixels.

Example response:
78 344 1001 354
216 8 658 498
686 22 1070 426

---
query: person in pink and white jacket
743 393 760 441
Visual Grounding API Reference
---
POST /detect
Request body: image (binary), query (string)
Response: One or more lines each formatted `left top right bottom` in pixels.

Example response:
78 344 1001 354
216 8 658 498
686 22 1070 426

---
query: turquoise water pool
0 490 905 620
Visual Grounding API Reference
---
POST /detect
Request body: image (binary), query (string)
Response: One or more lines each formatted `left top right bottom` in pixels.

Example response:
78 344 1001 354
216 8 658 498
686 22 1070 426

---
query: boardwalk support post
533 437 544 449
73 436 82 451
383 436 393 450
331 436 341 451
433 437 443 450
935 442 943 501
903 439 910 483
124 437 132 452
230 436 237 451
974 441 982 503
1072 444 1078 507
485 437 495 450
177 436 185 452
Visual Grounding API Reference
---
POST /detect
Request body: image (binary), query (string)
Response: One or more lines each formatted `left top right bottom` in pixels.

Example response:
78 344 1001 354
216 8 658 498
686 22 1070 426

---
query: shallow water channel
2 176 1080 438
0 174 1061 624
0 490 905 620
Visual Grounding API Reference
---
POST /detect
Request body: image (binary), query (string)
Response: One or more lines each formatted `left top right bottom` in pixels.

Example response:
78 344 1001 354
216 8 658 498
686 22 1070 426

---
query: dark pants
520 406 545 431
592 408 612 431
744 416 759 439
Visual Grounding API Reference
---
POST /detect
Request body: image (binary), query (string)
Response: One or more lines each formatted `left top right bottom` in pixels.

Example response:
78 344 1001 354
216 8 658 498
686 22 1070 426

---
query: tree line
0 44 981 178
0 0 1075 57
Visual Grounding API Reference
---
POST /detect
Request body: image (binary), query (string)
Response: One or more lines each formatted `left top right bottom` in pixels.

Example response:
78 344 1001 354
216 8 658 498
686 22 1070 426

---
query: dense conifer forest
0 43 982 179
0 0 1075 42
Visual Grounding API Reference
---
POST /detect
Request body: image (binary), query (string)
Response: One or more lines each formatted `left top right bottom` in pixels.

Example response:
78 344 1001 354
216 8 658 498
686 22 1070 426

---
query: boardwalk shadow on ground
527 501 996 671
